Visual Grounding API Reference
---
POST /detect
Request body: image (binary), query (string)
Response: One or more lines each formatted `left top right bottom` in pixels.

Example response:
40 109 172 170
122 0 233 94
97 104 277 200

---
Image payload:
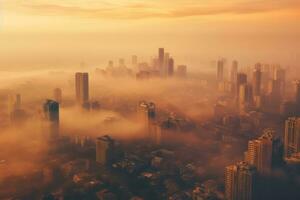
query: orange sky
0 0 300 71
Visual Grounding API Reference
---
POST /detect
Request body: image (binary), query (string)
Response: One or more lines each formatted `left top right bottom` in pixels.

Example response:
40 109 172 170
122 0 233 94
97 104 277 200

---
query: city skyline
0 1 300 71
0 1 300 199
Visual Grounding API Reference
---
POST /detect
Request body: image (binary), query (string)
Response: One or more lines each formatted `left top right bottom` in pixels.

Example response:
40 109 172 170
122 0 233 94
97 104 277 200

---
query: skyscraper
295 80 300 105
244 129 273 174
43 99 59 139
158 48 164 71
119 58 125 67
53 88 62 104
132 55 138 66
253 68 262 96
96 135 115 165
225 161 257 200
236 73 247 97
163 52 170 76
75 72 89 104
9 93 26 123
284 117 300 158
108 60 114 68
231 60 238 83
268 79 281 100
274 67 286 97
239 84 253 104
230 60 238 95
168 57 174 77
8 93 21 113
217 59 224 82
177 65 187 78
138 101 157 142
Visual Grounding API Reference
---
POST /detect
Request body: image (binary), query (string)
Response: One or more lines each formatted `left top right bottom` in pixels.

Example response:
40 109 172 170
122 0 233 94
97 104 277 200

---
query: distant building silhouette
158 48 164 72
217 59 224 82
138 101 160 144
231 60 238 83
177 65 187 78
53 88 62 104
236 73 247 97
96 135 115 165
168 57 174 77
75 72 89 104
295 80 300 106
8 93 21 112
43 99 59 139
253 67 262 97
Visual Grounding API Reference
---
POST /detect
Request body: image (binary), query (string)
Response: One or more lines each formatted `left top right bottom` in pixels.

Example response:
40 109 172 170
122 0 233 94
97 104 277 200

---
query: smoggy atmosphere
0 1 300 200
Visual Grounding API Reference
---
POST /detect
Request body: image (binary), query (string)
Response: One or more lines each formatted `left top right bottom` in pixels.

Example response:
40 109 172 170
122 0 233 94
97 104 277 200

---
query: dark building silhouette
75 72 89 105
168 57 174 77
158 48 164 71
253 68 262 96
43 99 59 139
217 59 224 82
53 88 62 104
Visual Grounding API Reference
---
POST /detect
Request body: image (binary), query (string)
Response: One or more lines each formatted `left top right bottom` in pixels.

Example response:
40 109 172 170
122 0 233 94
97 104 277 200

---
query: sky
0 0 300 71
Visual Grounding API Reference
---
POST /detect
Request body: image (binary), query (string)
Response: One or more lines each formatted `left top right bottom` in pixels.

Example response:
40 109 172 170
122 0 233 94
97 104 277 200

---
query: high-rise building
231 60 238 83
177 65 187 78
274 67 286 96
108 60 114 69
236 73 247 97
96 135 115 165
119 58 125 67
254 63 262 71
158 48 164 70
168 58 174 77
138 101 157 142
295 80 300 105
261 64 271 92
75 72 89 104
244 129 273 174
132 55 138 66
8 93 21 113
53 88 62 103
163 52 170 76
253 68 262 96
284 117 300 158
267 79 281 99
225 161 257 200
9 93 27 123
43 99 59 139
239 84 253 105
217 59 224 82
238 84 253 113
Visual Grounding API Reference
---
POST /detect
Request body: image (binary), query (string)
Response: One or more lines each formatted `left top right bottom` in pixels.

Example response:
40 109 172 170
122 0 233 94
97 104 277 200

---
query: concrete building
231 60 238 83
236 73 247 98
244 129 273 174
225 161 257 200
43 99 59 139
75 72 89 104
53 88 62 104
138 101 158 143
96 135 115 165
168 58 174 77
253 68 262 97
158 48 164 72
295 80 300 105
177 65 187 78
217 59 224 82
284 117 300 158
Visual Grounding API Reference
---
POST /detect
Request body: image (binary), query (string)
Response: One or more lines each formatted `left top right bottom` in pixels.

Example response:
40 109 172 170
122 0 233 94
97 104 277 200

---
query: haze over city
0 1 300 200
